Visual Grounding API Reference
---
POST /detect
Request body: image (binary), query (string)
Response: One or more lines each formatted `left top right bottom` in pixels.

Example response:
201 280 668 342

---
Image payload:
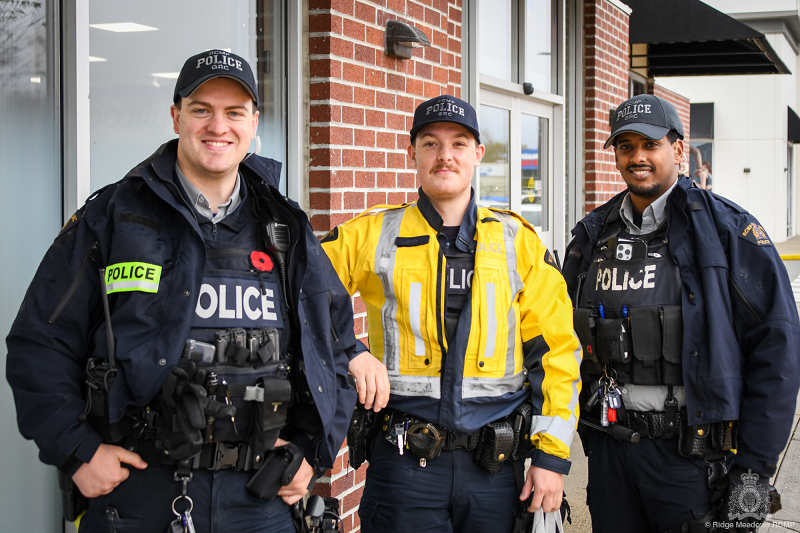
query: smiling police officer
6 50 357 532
322 95 582 533
562 94 800 532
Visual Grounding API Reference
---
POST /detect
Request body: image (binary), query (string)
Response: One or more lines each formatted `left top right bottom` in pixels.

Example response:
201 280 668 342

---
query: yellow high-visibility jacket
322 192 582 466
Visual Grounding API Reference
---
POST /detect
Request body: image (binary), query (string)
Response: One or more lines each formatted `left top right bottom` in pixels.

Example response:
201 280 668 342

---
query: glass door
477 91 554 249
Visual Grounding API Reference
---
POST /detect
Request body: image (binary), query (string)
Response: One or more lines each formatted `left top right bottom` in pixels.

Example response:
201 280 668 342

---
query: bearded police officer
322 95 582 533
562 94 800 532
6 49 357 532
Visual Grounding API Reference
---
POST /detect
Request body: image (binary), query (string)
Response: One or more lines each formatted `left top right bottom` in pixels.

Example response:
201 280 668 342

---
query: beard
627 181 662 198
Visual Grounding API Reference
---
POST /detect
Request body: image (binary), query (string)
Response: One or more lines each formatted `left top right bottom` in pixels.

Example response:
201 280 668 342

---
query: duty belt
132 438 263 471
374 403 534 474
621 409 683 439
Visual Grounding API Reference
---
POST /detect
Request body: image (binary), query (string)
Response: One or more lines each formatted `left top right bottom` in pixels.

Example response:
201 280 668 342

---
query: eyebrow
418 132 470 141
186 100 250 112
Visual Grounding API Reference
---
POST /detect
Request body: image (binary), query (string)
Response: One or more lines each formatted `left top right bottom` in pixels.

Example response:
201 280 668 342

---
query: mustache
430 164 458 173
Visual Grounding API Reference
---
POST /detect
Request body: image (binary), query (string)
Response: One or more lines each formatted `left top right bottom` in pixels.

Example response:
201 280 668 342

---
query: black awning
789 107 800 144
625 0 791 77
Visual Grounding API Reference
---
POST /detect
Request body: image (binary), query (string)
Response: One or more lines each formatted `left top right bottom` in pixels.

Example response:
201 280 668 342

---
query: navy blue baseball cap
174 49 258 106
605 94 684 149
410 95 480 144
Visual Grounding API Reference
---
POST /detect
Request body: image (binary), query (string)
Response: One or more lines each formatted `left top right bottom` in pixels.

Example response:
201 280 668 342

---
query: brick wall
307 1 463 530
653 83 691 147
583 0 631 213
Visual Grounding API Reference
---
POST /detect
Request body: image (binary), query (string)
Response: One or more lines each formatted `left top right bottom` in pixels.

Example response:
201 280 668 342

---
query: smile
204 141 231 147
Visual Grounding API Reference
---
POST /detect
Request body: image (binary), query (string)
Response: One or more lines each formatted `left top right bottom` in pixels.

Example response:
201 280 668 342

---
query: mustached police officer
322 95 582 533
6 49 357 532
562 94 800 532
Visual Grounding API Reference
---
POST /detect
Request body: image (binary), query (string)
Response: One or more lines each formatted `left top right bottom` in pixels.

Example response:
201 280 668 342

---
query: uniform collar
619 176 679 234
416 188 478 253
173 161 244 224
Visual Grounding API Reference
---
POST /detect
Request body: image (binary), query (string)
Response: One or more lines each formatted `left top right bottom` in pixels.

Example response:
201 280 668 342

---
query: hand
519 465 563 513
348 351 390 412
72 443 148 498
275 438 315 505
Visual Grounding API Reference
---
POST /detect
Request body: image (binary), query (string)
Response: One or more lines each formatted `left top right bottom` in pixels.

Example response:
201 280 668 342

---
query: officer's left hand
275 438 315 505
520 465 563 513
348 351 390 412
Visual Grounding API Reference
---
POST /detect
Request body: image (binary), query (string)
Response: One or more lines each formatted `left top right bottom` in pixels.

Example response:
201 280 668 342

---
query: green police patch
105 262 162 294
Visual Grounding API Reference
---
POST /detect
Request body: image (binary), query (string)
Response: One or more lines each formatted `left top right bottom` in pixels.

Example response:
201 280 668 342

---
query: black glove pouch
475 421 515 474
596 318 631 364
347 402 378 469
246 442 304 501
248 376 292 456
511 401 534 460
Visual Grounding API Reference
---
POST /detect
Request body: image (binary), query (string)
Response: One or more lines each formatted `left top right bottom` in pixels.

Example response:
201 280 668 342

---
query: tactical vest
573 219 683 386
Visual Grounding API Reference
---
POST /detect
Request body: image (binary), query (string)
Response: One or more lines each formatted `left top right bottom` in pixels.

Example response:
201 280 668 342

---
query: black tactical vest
183 195 293 446
574 219 683 386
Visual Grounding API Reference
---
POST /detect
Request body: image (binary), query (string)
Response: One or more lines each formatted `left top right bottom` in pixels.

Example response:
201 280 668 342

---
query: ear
171 105 180 135
672 139 684 165
407 143 417 169
474 143 486 167
251 110 259 140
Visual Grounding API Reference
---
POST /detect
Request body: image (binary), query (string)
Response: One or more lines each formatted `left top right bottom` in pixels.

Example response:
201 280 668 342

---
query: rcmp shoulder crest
739 220 772 247
57 212 81 238
728 469 771 521
544 249 560 271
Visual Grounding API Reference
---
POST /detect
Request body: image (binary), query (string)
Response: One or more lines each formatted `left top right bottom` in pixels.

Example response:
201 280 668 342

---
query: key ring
172 495 194 517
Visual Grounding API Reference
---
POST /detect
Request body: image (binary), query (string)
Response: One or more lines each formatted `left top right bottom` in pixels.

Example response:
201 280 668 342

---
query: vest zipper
48 242 99 325
435 249 447 360
730 280 762 323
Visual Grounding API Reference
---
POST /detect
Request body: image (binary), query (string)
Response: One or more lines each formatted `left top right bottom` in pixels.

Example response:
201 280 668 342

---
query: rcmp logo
740 222 772 247
728 470 771 521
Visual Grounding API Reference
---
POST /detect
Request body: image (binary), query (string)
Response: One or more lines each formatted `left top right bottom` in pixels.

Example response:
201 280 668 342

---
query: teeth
206 141 229 147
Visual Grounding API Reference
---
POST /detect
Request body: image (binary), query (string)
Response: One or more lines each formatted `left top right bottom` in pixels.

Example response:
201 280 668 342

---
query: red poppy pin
250 251 273 272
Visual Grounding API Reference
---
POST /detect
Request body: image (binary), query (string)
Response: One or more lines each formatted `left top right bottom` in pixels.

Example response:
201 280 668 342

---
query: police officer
322 95 582 533
6 50 357 532
562 94 800 532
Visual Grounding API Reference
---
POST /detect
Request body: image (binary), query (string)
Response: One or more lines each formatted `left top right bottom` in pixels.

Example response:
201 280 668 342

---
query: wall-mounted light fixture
385 20 431 60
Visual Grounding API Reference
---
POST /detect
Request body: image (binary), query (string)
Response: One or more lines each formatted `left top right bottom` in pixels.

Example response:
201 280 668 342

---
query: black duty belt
132 438 262 471
621 409 682 439
376 409 482 452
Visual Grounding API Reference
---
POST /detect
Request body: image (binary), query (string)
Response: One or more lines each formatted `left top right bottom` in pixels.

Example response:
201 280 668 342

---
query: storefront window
0 1 63 530
520 114 548 231
688 142 713 191
88 0 285 192
478 105 511 209
525 0 553 93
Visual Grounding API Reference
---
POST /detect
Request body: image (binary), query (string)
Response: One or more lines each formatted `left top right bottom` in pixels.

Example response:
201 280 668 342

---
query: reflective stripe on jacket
322 198 582 462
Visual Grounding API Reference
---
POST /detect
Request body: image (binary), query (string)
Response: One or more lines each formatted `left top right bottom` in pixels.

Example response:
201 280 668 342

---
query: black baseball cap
605 94 684 149
410 95 480 144
174 49 258 106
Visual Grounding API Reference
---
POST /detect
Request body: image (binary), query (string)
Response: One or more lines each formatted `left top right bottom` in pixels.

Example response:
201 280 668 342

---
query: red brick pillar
307 1 463 530
653 84 691 147
583 0 631 213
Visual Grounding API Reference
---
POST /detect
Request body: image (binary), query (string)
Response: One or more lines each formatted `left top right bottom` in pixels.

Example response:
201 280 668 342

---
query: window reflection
88 0 285 191
521 114 548 231
689 142 713 191
478 106 511 210
479 0 513 81
525 0 552 93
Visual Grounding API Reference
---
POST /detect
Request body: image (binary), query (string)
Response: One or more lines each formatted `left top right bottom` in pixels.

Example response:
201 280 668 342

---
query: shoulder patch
544 249 560 271
120 212 162 234
321 227 339 243
58 211 81 238
739 219 773 247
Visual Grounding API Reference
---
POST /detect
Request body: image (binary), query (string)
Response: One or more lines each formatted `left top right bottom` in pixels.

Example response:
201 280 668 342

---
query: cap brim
604 123 670 149
410 121 481 145
177 74 257 104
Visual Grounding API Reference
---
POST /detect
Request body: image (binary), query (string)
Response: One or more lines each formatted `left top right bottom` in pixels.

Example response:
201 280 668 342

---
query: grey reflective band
530 414 577 449
409 282 426 356
482 282 497 359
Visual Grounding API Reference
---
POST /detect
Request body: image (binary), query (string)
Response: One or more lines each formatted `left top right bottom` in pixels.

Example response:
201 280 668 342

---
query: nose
437 144 453 163
206 112 229 135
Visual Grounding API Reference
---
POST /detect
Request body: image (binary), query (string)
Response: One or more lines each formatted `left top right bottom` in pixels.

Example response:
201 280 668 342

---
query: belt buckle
445 432 469 451
212 443 240 470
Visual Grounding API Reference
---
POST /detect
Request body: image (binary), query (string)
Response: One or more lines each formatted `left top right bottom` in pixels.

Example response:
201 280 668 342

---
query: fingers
373 370 391 413
355 372 368 406
116 447 148 470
